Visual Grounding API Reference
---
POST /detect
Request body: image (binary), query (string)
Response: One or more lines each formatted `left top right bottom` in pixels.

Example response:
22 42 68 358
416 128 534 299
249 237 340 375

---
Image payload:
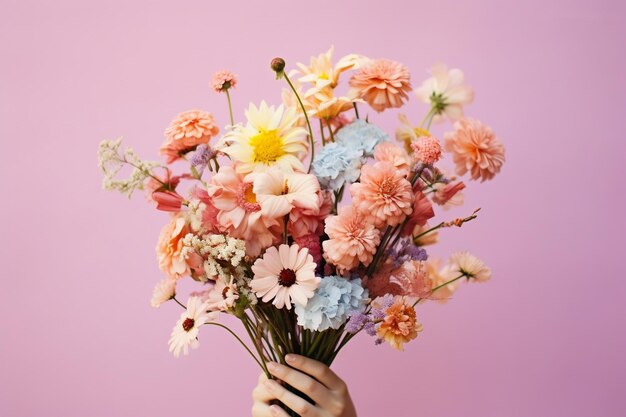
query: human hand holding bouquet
98 46 505 416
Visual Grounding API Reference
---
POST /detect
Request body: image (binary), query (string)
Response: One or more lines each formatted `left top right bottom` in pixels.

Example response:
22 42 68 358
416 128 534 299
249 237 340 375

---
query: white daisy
448 251 491 282
168 296 214 357
150 278 176 308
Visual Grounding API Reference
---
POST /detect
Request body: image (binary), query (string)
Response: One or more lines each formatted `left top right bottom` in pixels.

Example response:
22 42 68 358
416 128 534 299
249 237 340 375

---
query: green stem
241 315 271 377
353 102 360 119
204 321 266 373
419 106 436 129
172 296 186 309
283 72 315 173
327 120 336 142
319 118 326 145
225 89 235 126
413 273 465 307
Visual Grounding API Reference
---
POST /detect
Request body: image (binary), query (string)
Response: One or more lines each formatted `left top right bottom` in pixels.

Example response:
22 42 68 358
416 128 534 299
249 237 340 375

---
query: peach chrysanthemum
412 136 442 165
373 142 412 177
322 206 381 273
377 297 422 351
156 214 191 279
160 110 219 164
250 244 320 310
448 251 491 282
349 59 412 112
444 118 505 182
351 162 414 228
211 70 237 93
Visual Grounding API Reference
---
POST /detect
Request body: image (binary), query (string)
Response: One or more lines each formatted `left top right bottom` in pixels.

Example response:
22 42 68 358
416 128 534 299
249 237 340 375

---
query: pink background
1 0 625 416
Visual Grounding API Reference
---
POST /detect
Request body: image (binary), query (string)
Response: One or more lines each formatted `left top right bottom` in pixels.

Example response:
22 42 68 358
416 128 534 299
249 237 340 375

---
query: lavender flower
190 144 216 172
387 239 428 268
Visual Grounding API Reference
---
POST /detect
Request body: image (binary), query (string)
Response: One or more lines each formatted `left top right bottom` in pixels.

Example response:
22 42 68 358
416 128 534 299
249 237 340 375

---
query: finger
285 354 346 392
263 378 320 417
268 404 290 417
251 403 274 417
267 361 329 406
253 374 274 403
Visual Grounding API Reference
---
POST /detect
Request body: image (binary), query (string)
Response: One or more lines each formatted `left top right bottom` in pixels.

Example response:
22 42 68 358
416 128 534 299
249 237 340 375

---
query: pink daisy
349 59 412 112
444 118 505 182
322 206 381 273
351 161 414 228
251 244 320 310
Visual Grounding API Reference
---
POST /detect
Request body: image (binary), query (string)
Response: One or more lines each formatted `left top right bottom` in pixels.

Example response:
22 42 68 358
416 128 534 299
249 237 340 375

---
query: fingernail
267 362 278 372
269 404 281 416
285 354 296 364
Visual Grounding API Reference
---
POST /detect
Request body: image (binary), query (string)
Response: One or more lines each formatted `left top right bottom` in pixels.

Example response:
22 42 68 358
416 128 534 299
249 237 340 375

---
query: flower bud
270 57 286 79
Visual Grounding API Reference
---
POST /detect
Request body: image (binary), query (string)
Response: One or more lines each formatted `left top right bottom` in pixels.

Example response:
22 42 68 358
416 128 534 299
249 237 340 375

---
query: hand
251 354 357 417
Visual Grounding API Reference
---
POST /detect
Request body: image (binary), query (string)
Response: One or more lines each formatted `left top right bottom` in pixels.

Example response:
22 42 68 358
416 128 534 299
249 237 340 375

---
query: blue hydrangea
312 142 363 191
335 119 389 157
295 276 368 331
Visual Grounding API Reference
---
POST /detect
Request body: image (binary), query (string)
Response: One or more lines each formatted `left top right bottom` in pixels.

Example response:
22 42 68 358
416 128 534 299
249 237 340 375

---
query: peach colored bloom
210 70 237 93
250 244 320 310
444 118 505 182
448 251 491 282
156 214 191 279
402 187 435 236
415 64 474 122
253 167 321 220
190 187 220 234
425 258 460 303
432 181 465 206
373 142 412 177
322 206 381 273
288 190 333 239
349 59 412 112
351 162 414 228
412 136 442 165
207 166 277 257
367 260 432 299
377 297 422 351
412 223 439 246
296 46 367 93
160 110 219 163
150 277 176 308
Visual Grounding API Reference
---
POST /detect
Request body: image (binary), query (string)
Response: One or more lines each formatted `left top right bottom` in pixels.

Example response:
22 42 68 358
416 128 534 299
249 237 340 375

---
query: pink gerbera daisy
351 161 414 227
250 244 320 310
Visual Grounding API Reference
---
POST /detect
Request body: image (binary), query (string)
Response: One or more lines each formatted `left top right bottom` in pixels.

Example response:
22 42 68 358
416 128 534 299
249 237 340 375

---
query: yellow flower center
319 72 329 80
244 185 257 204
413 127 430 138
249 129 285 164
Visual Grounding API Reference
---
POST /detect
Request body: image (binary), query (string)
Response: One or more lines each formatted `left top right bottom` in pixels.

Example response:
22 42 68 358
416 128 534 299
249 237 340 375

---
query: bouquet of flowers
98 47 504 415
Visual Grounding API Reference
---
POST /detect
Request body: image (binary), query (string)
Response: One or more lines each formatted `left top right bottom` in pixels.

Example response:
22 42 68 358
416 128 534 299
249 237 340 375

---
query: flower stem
412 273 465 307
282 72 315 173
353 102 360 119
327 120 336 143
419 106 436 129
172 296 186 309
225 89 235 126
204 321 267 374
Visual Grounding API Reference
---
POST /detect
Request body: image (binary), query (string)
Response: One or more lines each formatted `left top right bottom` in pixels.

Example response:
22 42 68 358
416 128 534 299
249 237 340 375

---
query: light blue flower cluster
335 119 389 157
295 276 368 332
311 142 363 191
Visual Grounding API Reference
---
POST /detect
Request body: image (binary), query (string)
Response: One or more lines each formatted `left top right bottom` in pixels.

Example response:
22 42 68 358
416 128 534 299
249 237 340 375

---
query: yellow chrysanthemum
295 46 368 95
220 102 309 175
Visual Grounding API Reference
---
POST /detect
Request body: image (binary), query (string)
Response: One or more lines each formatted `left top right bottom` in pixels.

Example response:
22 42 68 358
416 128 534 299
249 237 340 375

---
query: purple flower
387 239 428 268
190 144 216 171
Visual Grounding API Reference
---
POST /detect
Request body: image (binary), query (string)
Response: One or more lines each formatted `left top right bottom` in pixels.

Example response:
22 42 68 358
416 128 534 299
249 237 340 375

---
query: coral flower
402 187 435 236
161 110 219 163
207 166 278 257
412 136 442 165
425 259 460 303
220 102 309 175
351 162 414 227
210 70 237 93
432 181 465 206
288 190 333 239
373 142 412 177
376 297 422 351
349 59 412 112
156 214 191 279
152 191 184 212
322 206 381 273
251 244 320 310
253 167 321 219
415 64 474 122
444 118 505 182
